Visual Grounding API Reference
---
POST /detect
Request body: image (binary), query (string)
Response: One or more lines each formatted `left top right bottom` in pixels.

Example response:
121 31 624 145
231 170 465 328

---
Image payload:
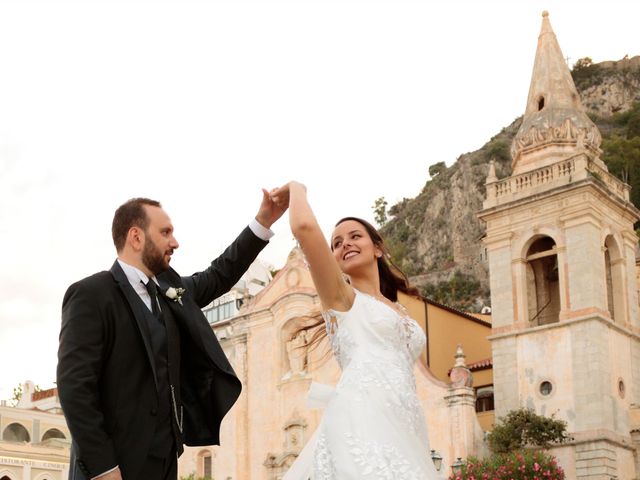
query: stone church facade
178 248 492 479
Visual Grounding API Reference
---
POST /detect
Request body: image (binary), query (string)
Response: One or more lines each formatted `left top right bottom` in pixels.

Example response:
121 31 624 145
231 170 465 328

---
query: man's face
141 206 179 275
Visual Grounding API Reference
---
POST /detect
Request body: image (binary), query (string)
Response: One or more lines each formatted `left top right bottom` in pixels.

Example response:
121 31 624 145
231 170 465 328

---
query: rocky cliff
382 57 640 312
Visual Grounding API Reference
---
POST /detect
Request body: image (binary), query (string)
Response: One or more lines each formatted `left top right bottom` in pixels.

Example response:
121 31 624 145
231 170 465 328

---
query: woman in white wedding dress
271 182 440 480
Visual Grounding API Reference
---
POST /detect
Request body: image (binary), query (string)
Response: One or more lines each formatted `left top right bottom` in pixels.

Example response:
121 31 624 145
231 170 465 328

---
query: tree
571 57 603 90
372 196 388 227
486 138 510 162
572 57 593 70
11 384 23 406
602 135 640 207
10 382 42 406
420 271 485 312
487 408 572 454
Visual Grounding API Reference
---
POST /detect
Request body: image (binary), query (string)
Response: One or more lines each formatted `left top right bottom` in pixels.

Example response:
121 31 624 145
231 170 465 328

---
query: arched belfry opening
525 236 560 326
604 235 625 324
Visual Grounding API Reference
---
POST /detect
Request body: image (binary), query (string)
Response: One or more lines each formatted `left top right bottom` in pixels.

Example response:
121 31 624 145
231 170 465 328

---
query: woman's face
331 220 382 275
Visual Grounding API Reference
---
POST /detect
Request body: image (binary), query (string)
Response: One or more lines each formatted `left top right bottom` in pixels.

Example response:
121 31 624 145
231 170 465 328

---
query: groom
57 192 286 480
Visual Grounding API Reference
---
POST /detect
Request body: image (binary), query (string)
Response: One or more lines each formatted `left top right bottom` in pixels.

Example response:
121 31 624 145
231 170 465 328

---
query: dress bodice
322 290 426 371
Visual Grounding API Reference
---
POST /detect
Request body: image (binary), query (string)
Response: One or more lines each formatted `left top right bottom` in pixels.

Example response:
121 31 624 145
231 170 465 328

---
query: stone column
231 332 249 480
445 345 477 463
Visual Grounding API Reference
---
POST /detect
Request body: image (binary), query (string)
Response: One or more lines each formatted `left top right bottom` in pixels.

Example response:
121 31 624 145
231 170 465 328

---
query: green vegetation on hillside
571 57 606 90
420 271 488 312
600 102 640 211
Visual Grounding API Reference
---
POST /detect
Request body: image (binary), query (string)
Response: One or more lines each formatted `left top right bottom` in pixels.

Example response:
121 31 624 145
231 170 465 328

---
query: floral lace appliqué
312 432 337 480
345 432 424 479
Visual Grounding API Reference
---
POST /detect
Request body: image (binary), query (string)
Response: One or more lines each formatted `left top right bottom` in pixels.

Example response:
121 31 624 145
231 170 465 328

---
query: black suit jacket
57 226 267 479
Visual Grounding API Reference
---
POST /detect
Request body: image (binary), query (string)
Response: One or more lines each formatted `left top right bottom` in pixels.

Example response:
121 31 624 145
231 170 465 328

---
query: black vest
139 294 182 457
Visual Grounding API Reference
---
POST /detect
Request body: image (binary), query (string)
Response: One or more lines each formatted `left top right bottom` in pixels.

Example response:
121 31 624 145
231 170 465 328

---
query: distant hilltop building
0 380 70 479
202 259 273 325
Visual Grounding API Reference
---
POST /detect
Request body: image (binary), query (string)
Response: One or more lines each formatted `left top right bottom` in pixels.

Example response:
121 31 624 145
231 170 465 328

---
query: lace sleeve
321 309 350 367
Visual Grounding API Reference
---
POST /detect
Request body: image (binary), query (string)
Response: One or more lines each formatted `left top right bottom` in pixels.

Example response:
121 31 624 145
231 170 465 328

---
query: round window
540 381 553 396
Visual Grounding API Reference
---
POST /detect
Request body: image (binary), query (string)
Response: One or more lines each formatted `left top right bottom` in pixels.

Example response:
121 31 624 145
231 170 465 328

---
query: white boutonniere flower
165 287 186 306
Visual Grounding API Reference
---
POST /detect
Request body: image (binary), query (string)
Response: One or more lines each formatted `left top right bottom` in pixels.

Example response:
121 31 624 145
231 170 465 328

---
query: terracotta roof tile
32 388 58 401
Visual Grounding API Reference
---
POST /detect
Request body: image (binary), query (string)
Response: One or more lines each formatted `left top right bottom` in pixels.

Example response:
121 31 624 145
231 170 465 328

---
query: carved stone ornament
449 344 473 388
511 110 602 163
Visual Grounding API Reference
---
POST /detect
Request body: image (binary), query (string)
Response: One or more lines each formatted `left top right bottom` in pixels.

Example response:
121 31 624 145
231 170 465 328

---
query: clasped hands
255 182 305 228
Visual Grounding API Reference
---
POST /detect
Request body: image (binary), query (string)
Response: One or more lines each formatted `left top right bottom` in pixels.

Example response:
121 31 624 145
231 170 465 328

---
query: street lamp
430 450 443 472
451 457 465 476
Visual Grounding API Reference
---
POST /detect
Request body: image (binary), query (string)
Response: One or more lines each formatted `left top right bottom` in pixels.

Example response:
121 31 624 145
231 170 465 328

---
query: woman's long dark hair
292 216 420 352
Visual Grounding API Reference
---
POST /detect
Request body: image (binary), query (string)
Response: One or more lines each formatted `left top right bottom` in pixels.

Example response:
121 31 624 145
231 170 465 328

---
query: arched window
2 422 30 442
526 236 560 326
475 385 495 413
42 428 66 441
605 247 614 317
604 235 625 323
197 449 214 479
203 454 212 479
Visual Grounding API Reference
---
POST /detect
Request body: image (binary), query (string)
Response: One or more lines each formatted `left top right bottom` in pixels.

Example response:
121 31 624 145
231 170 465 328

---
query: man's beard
142 238 170 276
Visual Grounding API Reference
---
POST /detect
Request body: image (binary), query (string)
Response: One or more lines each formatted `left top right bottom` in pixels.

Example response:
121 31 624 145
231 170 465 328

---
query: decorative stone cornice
512 113 602 167
489 311 640 342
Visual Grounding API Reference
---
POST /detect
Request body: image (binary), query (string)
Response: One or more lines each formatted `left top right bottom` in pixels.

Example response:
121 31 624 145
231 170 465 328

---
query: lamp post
430 449 443 472
451 457 465 476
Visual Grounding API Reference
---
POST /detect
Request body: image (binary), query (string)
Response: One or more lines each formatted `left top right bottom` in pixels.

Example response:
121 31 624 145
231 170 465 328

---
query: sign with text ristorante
0 456 66 469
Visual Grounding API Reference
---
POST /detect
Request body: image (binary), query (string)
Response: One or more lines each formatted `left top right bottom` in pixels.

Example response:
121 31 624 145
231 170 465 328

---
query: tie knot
144 279 161 319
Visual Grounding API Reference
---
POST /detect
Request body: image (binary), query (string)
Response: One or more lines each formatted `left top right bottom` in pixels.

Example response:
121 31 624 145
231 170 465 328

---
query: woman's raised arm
271 182 354 311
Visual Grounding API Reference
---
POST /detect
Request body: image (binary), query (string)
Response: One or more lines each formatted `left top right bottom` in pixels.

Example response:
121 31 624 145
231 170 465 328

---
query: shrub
420 271 485 312
488 408 571 454
485 138 511 163
449 450 565 480
571 56 604 90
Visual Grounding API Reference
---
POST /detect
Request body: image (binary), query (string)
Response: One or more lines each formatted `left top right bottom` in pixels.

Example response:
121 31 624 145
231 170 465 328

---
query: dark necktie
144 279 161 319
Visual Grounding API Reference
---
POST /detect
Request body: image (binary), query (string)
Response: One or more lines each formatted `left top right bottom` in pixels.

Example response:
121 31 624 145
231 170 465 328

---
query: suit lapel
109 260 159 391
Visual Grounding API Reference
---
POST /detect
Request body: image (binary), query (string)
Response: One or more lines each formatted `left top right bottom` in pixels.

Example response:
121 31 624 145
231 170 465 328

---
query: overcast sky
1 0 638 401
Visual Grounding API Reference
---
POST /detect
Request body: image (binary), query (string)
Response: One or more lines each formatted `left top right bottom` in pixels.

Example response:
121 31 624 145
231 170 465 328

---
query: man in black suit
57 192 286 480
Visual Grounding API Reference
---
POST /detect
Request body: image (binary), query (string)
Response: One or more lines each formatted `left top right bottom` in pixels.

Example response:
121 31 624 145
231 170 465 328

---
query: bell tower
479 12 640 479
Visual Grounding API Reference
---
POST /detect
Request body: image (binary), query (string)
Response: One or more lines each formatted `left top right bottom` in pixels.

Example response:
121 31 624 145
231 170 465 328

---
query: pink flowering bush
448 449 565 480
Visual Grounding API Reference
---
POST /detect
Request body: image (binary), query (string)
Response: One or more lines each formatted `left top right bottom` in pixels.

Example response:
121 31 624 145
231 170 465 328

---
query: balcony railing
485 155 630 208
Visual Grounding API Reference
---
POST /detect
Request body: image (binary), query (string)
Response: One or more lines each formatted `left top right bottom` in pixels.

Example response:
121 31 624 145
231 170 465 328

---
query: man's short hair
112 198 161 252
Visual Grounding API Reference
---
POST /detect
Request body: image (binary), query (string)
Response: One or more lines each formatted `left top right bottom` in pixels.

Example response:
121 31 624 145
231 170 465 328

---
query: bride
271 182 440 479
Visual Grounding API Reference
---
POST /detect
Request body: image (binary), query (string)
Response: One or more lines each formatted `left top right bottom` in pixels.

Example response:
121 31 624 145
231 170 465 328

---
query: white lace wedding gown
283 289 440 479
